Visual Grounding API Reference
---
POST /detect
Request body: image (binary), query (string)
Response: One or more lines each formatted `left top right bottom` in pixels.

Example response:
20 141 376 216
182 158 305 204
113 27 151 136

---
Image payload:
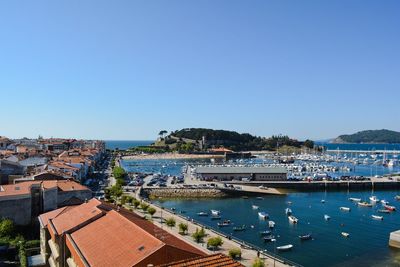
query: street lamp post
271 239 276 267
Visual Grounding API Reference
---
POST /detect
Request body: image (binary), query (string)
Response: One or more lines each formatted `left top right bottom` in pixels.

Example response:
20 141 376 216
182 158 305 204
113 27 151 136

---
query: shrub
228 248 242 259
252 258 265 267
165 218 176 228
192 228 206 243
207 236 223 250
0 219 14 238
147 207 156 217
178 223 188 235
140 203 149 211
133 200 140 209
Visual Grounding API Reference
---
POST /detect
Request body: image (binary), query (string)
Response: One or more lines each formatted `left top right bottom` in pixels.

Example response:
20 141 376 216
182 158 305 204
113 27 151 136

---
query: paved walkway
127 192 290 267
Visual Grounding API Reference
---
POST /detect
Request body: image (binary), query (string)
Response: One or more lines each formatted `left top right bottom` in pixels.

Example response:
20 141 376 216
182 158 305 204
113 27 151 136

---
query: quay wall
143 188 227 199
389 230 400 249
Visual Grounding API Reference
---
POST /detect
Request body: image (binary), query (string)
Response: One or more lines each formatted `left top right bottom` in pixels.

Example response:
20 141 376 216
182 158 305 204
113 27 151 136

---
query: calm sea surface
105 140 153 150
121 143 400 267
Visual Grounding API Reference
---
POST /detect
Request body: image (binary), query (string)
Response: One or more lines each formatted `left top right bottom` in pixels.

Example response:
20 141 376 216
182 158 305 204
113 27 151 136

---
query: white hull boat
276 244 293 251
211 210 220 216
340 207 351 212
258 212 269 220
288 215 298 224
371 215 383 220
349 198 361 202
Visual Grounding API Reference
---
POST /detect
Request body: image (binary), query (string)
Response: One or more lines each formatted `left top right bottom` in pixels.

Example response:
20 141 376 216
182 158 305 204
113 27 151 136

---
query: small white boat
258 211 269 220
358 201 373 207
269 221 275 228
395 195 400 201
197 212 208 216
321 199 326 203
256 197 264 200
381 200 390 205
324 214 331 221
349 197 361 202
371 215 383 220
211 209 220 216
340 207 351 212
285 208 292 215
369 196 379 202
252 205 259 210
276 244 293 251
288 215 298 224
341 232 350 238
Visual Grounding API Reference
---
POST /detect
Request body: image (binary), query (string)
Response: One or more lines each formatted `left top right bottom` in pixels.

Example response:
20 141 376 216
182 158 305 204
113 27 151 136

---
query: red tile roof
157 253 244 267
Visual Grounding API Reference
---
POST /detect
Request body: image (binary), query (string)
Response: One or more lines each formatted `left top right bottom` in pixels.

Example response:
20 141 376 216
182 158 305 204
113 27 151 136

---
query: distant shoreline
122 153 225 160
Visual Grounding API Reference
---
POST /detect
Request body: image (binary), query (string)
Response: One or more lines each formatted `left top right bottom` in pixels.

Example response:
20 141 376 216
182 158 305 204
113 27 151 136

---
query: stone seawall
143 188 227 199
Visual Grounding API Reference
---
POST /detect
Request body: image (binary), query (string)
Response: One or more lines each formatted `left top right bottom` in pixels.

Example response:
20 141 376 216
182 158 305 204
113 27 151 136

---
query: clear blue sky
1 1 399 141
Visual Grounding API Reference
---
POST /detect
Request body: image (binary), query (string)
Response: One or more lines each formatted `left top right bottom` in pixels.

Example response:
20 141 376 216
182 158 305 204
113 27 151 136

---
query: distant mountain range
331 129 400 144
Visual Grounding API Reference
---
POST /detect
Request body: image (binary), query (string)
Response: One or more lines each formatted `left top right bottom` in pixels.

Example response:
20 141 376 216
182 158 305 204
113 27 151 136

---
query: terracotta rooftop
39 206 72 227
51 199 102 235
70 210 164 267
157 253 244 267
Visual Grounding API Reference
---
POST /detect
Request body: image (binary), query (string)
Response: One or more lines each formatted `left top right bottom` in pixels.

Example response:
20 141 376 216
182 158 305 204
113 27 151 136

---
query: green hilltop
331 129 400 144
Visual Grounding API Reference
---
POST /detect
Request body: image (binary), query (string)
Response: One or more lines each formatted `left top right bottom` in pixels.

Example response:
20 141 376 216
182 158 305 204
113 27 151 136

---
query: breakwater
143 188 227 199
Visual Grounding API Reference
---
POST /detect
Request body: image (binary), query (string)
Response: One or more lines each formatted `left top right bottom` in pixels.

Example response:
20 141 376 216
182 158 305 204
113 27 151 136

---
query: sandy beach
122 152 225 160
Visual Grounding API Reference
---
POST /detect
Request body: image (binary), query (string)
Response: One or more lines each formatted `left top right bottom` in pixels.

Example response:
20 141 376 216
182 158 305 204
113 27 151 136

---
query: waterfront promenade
129 190 294 267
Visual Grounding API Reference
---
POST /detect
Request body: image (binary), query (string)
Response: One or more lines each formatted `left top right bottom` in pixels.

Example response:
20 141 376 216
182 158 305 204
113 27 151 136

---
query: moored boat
285 208 292 216
299 234 312 240
358 201 373 207
340 207 351 212
288 215 298 224
233 225 246 231
324 214 331 221
256 197 264 200
341 232 350 238
381 200 390 205
395 195 400 201
276 244 293 251
378 209 391 214
269 221 275 229
252 205 259 210
197 212 208 216
384 205 396 211
369 196 379 203
263 235 275 242
217 220 231 227
210 216 221 220
321 199 325 203
211 209 221 216
371 215 383 220
349 197 361 202
260 230 271 236
258 211 269 220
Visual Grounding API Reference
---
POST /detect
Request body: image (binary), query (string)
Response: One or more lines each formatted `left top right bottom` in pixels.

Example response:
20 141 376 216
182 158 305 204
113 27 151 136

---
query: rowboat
252 205 259 210
211 210 220 216
258 212 269 220
260 230 271 236
276 244 293 251
285 208 292 216
197 212 208 216
369 196 379 203
384 205 396 211
341 232 350 238
371 215 383 220
299 234 312 241
217 220 231 227
269 221 275 229
324 214 331 221
233 225 246 231
340 207 351 212
358 201 373 207
378 209 391 214
288 215 298 224
349 197 361 202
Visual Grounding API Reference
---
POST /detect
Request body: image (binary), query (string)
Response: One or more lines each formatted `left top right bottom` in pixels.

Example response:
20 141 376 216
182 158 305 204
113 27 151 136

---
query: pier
326 149 400 154
389 230 400 249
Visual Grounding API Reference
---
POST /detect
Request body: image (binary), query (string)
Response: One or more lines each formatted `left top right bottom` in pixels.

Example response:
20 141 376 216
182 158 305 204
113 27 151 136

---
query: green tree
178 223 188 235
303 139 314 149
140 203 149 211
252 258 265 267
192 227 206 243
0 219 14 238
113 166 126 180
147 207 156 217
133 200 140 209
207 236 223 250
109 184 123 198
165 218 176 228
159 130 168 139
228 248 242 259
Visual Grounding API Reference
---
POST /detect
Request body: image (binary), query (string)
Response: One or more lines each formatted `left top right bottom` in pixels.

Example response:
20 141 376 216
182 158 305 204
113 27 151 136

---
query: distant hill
331 129 400 144
154 128 314 152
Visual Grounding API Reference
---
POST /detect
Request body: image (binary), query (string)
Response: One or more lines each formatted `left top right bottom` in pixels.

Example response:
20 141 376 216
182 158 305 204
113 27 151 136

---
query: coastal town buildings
35 199 207 267
0 180 92 225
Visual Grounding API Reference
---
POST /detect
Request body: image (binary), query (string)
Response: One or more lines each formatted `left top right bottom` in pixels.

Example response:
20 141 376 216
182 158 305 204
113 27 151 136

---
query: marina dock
389 230 400 249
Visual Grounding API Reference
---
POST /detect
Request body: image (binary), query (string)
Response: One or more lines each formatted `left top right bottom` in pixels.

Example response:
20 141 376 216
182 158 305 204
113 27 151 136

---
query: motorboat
340 207 351 212
384 205 396 211
288 215 298 224
263 235 275 242
321 199 326 203
395 195 400 201
217 220 231 227
258 212 269 220
197 212 208 216
369 196 379 203
324 215 331 221
260 230 271 236
268 221 275 229
378 209 391 214
211 209 221 216
276 244 293 251
299 234 312 241
371 215 384 220
349 198 361 202
285 208 292 216
341 232 350 238
233 225 246 231
358 201 373 207
381 200 390 205
252 205 259 210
